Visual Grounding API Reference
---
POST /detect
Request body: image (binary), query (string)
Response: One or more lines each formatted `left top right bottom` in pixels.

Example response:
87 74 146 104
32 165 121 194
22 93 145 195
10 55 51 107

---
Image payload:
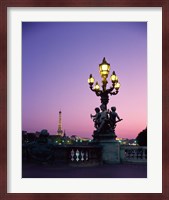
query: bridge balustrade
67 146 102 166
120 146 147 163
23 142 147 165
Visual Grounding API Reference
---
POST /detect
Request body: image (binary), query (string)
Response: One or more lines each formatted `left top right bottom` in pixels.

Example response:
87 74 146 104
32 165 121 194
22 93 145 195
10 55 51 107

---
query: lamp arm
89 85 95 92
110 90 119 95
95 91 101 96
89 85 101 96
107 86 114 93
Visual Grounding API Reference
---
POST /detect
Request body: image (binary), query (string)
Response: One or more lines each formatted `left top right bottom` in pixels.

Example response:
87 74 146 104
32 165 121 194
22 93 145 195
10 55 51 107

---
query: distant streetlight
88 57 120 109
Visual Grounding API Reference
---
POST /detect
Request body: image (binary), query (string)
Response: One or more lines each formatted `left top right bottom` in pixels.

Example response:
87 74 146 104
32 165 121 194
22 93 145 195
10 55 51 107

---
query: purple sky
22 22 147 139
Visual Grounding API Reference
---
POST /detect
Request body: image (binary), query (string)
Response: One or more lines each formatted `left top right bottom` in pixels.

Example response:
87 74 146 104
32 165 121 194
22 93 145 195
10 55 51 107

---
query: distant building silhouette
56 110 64 137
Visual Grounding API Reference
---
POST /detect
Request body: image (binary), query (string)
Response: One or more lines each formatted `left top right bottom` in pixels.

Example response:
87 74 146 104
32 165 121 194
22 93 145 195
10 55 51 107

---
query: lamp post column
88 58 123 163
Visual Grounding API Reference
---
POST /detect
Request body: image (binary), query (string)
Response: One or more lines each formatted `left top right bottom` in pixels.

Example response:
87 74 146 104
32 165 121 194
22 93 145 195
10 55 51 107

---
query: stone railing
23 142 147 165
120 145 147 163
67 146 102 166
22 143 102 166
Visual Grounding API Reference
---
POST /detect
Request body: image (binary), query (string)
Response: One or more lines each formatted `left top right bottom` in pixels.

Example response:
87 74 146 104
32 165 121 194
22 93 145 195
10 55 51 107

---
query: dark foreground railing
67 146 102 166
22 143 102 166
23 142 147 166
120 146 147 163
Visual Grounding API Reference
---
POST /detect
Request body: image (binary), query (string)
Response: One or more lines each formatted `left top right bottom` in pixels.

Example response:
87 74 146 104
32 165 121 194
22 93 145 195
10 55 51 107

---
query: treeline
136 128 147 146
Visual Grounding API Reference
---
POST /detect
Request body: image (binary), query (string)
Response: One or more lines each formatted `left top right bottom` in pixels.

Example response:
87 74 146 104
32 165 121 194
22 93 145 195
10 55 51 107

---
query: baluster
141 149 143 159
81 151 84 161
137 148 140 159
71 149 74 161
136 148 138 159
145 149 147 159
128 149 131 159
143 149 145 159
124 149 127 158
76 149 80 162
133 149 136 160
125 149 128 159
138 148 143 159
143 149 147 160
86 151 88 161
131 149 135 158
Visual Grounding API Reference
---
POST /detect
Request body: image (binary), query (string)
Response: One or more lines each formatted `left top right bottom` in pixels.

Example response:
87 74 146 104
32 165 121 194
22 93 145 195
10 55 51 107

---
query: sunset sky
22 22 147 139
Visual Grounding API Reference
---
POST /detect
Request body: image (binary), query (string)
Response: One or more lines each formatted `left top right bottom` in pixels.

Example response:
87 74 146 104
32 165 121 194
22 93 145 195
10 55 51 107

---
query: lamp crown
100 57 110 66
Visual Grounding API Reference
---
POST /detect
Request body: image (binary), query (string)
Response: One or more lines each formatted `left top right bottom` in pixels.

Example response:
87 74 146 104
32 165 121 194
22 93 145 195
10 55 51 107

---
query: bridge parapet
120 145 147 163
23 142 147 165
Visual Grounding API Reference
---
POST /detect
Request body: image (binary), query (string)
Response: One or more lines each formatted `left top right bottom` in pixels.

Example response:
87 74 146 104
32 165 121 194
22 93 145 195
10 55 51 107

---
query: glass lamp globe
115 82 120 90
94 82 100 91
99 57 110 78
88 74 95 85
110 71 118 83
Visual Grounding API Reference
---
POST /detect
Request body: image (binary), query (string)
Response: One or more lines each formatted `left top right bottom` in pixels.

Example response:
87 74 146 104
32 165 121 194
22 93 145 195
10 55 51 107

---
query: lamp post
88 57 120 109
88 58 122 163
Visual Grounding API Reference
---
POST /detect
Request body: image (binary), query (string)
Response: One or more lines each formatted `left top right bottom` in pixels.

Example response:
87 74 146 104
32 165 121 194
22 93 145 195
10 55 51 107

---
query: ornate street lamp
88 57 120 109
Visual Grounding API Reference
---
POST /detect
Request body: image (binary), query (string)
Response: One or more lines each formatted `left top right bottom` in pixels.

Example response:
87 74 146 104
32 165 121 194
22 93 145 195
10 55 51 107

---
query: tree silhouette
136 128 147 146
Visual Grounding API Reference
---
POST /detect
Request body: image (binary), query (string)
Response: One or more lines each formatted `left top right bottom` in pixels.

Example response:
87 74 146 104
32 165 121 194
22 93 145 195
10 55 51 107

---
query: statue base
92 130 117 141
92 131 120 164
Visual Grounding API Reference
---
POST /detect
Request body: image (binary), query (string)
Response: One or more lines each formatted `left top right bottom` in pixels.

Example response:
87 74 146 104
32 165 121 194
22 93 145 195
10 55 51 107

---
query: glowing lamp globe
88 74 95 85
99 57 110 78
94 82 100 91
110 71 118 83
115 82 120 90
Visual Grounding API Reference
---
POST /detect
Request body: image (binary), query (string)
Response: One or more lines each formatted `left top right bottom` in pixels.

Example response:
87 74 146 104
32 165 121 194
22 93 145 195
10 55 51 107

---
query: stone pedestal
99 139 120 163
92 133 120 164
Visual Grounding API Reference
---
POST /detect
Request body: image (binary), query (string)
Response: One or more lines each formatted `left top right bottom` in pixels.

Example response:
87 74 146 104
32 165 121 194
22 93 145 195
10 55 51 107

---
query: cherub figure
97 104 109 132
109 106 122 131
90 107 101 129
